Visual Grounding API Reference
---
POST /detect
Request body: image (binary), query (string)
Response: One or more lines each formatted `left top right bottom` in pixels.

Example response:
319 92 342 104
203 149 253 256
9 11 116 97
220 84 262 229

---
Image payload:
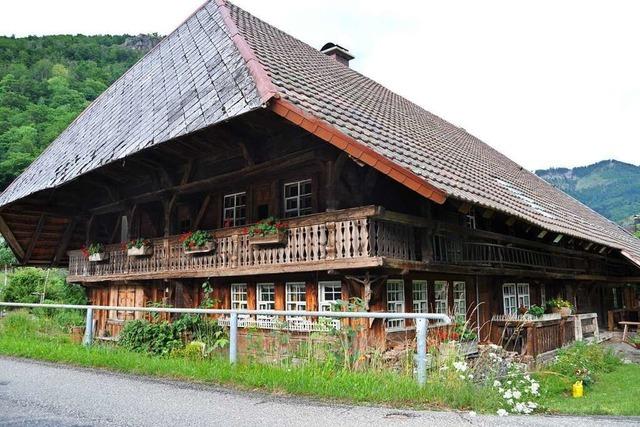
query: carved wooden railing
68 206 418 281
490 316 577 357
432 235 589 273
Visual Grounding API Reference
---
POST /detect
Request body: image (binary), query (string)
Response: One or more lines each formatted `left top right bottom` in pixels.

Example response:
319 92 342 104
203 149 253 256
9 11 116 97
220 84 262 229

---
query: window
540 285 546 307
517 283 530 310
503 284 517 315
412 280 428 313
283 180 312 218
257 283 275 311
319 281 342 311
386 280 405 330
223 192 246 227
231 283 248 311
256 283 275 322
502 283 530 315
434 281 448 314
286 282 307 312
453 281 467 320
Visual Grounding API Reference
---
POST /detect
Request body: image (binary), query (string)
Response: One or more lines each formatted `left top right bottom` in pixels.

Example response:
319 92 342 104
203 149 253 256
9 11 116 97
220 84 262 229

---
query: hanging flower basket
88 252 109 262
180 230 215 255
126 238 153 257
83 243 108 262
249 229 288 246
246 218 288 246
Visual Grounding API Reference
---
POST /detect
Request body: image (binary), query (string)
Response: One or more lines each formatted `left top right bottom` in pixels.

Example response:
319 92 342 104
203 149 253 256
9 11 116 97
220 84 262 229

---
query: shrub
0 267 85 305
118 315 227 357
546 342 620 387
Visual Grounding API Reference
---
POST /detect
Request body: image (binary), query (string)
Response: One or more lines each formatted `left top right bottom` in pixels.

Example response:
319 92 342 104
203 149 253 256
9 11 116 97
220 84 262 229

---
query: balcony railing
67 206 418 282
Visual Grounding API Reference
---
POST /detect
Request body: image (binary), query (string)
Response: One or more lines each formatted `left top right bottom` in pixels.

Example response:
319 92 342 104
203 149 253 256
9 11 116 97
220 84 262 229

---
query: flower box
127 245 153 257
88 252 108 262
249 230 288 246
184 241 215 255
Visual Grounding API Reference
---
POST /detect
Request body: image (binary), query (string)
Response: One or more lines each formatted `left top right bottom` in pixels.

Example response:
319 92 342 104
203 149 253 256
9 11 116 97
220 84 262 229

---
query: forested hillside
536 160 640 225
0 34 159 190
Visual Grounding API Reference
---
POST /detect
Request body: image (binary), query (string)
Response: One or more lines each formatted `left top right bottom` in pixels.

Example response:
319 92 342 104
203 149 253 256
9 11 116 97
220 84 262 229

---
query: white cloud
2 0 639 170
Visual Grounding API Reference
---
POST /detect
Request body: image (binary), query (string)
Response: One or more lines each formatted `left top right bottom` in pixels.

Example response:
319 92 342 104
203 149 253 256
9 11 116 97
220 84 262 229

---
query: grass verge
538 363 640 416
0 330 501 412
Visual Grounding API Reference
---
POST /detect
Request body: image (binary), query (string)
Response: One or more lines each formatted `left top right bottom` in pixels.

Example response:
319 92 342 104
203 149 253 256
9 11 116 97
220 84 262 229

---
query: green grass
0 324 501 412
539 364 640 416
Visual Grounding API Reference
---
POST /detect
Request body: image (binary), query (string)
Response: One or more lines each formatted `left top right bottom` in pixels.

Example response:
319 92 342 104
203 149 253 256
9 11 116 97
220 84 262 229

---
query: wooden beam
0 214 24 260
180 160 194 186
53 217 78 266
109 215 122 244
90 149 318 215
193 194 211 230
23 214 46 263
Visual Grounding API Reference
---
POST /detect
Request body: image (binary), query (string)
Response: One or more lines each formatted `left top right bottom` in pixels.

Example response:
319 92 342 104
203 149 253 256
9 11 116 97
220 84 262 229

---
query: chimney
320 42 354 67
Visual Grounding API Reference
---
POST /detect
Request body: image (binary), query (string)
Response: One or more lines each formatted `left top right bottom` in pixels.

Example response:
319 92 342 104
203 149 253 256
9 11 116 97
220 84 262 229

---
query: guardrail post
229 311 238 364
416 317 428 387
83 307 94 347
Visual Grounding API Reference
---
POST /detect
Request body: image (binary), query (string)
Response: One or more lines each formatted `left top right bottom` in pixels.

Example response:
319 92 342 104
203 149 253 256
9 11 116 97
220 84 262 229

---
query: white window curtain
434 281 448 314
453 281 467 320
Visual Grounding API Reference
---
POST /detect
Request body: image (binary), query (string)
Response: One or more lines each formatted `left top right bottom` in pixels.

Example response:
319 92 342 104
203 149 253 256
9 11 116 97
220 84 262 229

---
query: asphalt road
0 357 638 427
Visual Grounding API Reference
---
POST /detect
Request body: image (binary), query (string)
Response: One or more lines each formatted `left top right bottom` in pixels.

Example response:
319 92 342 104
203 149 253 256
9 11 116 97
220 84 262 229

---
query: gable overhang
270 98 447 205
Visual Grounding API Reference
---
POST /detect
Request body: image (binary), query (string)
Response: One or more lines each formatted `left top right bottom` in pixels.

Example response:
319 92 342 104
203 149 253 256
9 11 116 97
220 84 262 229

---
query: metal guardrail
0 302 450 386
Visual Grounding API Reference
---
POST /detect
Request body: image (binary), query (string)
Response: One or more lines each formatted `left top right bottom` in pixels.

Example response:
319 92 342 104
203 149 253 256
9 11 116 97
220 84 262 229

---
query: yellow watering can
572 381 583 398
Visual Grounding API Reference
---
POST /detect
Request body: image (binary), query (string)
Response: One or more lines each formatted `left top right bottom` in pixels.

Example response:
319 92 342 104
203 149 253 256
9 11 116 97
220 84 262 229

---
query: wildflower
527 402 538 409
497 409 508 417
503 390 512 399
512 390 522 399
453 361 468 372
493 380 501 387
468 411 477 417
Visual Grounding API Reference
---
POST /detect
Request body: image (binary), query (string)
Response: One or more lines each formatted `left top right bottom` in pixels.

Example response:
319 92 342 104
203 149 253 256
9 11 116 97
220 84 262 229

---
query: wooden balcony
67 206 419 283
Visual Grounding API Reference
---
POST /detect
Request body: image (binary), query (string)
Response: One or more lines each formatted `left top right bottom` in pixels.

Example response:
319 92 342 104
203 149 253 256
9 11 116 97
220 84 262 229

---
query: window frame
453 281 467 321
517 283 530 310
222 191 247 227
285 282 307 320
231 283 248 319
412 280 428 314
283 179 313 218
386 279 406 331
318 281 342 311
434 281 448 314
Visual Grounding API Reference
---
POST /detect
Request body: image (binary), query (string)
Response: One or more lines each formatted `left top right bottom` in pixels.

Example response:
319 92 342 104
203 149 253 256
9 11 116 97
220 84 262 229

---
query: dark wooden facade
11 108 631 349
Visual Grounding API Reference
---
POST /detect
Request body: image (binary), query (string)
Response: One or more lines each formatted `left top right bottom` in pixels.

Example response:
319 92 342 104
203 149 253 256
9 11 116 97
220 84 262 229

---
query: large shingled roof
1 0 639 262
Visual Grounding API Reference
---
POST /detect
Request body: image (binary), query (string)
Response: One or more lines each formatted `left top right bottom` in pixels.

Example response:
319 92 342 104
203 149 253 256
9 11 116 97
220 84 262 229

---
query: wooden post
326 222 336 260
231 234 239 268
526 323 536 356
559 318 566 347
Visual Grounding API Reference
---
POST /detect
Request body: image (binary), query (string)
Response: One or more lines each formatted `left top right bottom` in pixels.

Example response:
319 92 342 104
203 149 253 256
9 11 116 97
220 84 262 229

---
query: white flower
527 402 538 409
497 409 508 417
493 380 501 387
460 375 466 380
440 366 449 371
512 390 522 400
453 361 468 372
503 390 512 399
467 374 474 379
468 411 477 417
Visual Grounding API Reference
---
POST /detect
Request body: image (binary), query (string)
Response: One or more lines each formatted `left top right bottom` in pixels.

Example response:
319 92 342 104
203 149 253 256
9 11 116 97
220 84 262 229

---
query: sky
2 0 639 171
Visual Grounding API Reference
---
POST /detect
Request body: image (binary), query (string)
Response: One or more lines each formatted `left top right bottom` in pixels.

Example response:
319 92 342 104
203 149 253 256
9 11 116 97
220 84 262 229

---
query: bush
546 342 620 387
0 267 85 305
118 315 226 357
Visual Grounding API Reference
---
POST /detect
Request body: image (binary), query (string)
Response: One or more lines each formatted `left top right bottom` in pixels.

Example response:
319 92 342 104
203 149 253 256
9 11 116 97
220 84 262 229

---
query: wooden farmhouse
1 0 639 355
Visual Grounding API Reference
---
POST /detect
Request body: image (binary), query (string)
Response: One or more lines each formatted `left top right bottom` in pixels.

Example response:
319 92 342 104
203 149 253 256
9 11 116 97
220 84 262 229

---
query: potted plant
547 298 572 317
82 243 108 262
528 304 545 319
180 230 215 255
246 217 288 246
127 238 153 257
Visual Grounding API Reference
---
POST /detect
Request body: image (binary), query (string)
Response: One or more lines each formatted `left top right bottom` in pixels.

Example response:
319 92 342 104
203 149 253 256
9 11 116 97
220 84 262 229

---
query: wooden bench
619 321 640 342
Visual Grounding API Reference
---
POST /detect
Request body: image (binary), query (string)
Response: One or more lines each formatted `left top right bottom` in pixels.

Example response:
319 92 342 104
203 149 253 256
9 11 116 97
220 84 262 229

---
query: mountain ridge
536 159 640 225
